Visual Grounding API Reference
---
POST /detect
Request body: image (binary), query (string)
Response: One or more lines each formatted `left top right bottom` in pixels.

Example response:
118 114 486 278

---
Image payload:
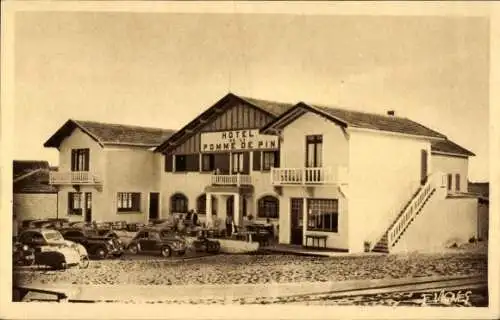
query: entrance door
149 193 159 220
226 195 234 217
84 192 92 223
290 198 303 245
420 149 428 185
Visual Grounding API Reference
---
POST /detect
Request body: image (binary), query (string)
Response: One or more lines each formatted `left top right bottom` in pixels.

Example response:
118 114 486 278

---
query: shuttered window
68 192 83 215
164 155 173 172
253 151 261 171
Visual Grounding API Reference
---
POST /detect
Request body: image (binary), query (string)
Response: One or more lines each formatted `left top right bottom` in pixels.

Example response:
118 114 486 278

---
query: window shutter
68 192 73 213
253 151 261 171
243 152 250 174
165 155 173 172
84 149 90 171
71 150 76 171
274 151 280 168
186 154 199 172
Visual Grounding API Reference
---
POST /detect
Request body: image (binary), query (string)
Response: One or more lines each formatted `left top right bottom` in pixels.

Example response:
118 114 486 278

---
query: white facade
53 128 162 223
431 153 469 193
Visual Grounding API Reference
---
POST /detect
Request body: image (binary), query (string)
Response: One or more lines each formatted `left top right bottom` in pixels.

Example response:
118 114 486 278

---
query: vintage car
12 242 35 266
127 228 187 257
16 229 89 269
59 228 124 259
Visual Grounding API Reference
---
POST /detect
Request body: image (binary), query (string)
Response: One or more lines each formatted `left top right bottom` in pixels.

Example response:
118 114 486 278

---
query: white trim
431 150 471 158
348 126 446 141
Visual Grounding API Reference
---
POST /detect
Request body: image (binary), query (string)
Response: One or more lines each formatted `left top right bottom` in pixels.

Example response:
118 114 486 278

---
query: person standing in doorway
225 214 233 237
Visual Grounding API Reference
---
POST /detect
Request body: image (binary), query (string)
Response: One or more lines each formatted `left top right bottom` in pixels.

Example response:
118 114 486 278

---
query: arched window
196 194 217 215
257 196 279 219
170 193 188 213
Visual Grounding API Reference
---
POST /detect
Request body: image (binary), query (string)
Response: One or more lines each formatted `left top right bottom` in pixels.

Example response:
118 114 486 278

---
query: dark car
59 228 124 260
127 228 187 257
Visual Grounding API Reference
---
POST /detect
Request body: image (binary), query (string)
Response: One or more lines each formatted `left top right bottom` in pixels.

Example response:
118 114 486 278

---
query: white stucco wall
277 111 350 249
102 147 162 223
13 193 58 221
58 128 105 175
348 129 432 253
392 196 478 252
160 152 279 224
431 154 469 193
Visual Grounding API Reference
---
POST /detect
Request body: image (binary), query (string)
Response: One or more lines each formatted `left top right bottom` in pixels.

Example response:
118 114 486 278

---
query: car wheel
128 244 139 254
178 250 186 256
161 246 171 257
95 247 108 260
24 258 35 266
79 256 90 269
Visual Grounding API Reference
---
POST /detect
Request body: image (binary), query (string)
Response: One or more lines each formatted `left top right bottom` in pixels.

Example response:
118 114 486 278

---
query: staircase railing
386 175 436 248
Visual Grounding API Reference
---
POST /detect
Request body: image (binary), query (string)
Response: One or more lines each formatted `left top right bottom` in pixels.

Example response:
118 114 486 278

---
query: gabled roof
155 93 295 153
261 102 447 140
13 160 57 194
431 139 475 157
13 160 50 180
44 120 176 149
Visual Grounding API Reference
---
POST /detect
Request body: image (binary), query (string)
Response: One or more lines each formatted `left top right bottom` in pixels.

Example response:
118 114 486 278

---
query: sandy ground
14 251 487 287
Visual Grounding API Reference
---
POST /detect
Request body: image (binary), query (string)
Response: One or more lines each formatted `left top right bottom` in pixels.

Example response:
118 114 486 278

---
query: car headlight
108 239 114 245
22 245 28 251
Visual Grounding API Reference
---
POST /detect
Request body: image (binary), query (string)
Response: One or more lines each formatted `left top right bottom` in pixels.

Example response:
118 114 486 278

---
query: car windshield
43 231 64 241
97 230 110 236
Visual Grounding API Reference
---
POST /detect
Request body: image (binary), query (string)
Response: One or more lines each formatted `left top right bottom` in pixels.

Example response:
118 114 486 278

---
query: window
170 193 188 213
68 192 83 215
175 155 187 172
71 149 89 171
174 154 198 172
455 174 461 191
202 154 215 172
117 192 141 212
165 155 173 172
196 194 217 215
232 152 244 173
305 135 323 168
262 151 280 170
447 174 453 191
307 199 338 232
257 196 279 219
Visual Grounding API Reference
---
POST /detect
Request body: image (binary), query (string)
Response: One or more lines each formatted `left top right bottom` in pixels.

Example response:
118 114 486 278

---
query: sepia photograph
1 1 498 319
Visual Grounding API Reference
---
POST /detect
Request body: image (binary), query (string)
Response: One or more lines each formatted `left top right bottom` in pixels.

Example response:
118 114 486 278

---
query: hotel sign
200 129 279 153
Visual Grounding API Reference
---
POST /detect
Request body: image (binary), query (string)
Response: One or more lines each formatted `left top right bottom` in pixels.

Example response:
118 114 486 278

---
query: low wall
393 196 478 253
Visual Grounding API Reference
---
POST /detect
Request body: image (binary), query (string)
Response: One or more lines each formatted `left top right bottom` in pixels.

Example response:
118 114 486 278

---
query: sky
13 11 490 182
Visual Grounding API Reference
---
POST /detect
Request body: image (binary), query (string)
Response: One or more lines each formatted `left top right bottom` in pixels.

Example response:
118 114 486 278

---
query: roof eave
43 119 104 149
349 126 446 141
431 150 475 158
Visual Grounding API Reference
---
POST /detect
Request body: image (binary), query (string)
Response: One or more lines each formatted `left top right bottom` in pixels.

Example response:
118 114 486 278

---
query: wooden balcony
211 174 252 187
270 166 347 186
49 171 102 185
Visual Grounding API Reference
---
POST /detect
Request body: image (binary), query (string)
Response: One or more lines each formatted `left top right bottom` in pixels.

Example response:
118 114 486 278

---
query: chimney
387 110 395 116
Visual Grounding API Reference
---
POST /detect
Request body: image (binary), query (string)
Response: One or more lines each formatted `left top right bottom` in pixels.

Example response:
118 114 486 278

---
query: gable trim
44 119 104 149
155 93 279 154
260 102 348 134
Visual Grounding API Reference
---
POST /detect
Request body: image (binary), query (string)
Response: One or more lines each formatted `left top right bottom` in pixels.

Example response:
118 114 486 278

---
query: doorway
290 198 303 245
226 195 234 217
84 192 92 223
149 192 159 220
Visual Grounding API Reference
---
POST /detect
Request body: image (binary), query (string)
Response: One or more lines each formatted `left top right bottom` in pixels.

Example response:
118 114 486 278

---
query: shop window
306 199 338 232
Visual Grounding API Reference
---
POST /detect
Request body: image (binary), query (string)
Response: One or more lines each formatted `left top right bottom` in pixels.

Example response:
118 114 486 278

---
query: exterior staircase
371 176 437 253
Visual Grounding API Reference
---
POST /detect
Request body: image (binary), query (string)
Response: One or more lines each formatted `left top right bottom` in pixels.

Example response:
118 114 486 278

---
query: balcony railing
49 171 102 185
211 174 252 186
271 166 347 185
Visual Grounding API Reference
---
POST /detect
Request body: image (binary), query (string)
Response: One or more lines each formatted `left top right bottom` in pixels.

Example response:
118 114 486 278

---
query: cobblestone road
14 251 487 287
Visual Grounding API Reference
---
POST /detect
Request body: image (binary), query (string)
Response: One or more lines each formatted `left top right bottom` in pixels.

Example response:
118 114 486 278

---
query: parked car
110 221 128 230
12 242 35 266
59 228 124 260
191 235 221 253
127 228 187 257
127 222 146 232
16 229 89 270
